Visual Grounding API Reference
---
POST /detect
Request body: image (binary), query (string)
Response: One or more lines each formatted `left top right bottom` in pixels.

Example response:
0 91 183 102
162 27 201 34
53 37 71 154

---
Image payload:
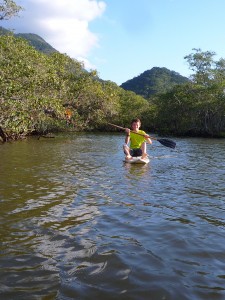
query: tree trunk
0 126 7 142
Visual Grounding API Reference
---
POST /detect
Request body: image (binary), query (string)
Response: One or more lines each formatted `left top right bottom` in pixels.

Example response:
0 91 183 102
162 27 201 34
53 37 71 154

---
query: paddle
108 123 176 149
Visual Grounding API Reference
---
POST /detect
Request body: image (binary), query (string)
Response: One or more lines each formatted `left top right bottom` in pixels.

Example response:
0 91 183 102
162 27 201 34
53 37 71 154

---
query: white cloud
40 17 98 57
3 0 106 69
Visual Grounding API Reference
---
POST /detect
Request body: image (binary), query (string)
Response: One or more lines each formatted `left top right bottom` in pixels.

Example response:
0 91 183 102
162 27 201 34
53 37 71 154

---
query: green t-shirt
130 130 146 149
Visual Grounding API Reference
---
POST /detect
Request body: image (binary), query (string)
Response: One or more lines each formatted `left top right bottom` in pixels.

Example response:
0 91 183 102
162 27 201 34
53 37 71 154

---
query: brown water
0 133 225 300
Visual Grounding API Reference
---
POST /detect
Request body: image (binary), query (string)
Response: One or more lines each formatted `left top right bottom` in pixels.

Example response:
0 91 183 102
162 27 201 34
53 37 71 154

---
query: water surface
0 133 225 300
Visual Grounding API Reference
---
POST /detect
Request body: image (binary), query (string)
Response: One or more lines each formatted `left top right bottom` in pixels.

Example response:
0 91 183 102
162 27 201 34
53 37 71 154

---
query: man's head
131 118 141 131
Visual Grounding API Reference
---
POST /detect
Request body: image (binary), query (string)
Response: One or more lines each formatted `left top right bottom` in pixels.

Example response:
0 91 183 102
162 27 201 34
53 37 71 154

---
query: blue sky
2 0 225 85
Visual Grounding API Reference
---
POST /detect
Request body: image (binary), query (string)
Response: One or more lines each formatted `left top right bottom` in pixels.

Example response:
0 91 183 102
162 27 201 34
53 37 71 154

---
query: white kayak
124 156 150 164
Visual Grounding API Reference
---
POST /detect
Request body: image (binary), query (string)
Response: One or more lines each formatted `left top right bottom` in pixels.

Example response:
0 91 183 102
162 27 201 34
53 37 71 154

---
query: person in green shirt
123 118 152 160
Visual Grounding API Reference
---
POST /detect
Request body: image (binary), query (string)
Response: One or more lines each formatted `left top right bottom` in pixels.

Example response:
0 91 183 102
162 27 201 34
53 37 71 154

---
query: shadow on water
0 134 225 300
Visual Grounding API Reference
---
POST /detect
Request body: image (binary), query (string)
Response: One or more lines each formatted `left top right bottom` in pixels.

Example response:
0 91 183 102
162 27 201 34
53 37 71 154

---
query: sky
2 0 225 85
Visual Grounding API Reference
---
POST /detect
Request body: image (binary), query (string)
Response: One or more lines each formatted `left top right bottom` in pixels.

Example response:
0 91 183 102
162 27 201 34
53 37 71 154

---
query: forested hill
0 26 57 54
16 33 57 55
1 25 225 139
120 67 189 99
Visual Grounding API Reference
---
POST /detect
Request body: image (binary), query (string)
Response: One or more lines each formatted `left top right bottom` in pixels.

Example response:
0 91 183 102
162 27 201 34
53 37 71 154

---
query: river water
0 133 225 300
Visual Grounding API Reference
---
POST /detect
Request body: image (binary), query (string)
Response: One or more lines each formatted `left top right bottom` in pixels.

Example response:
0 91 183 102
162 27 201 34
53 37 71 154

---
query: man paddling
123 118 152 160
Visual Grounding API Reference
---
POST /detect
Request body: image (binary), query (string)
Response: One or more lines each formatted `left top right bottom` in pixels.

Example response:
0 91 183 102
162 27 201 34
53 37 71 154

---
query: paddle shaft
108 123 155 140
108 123 176 149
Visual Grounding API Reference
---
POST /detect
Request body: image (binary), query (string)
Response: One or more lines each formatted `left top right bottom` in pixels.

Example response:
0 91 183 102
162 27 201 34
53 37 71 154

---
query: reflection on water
124 162 150 177
0 134 225 300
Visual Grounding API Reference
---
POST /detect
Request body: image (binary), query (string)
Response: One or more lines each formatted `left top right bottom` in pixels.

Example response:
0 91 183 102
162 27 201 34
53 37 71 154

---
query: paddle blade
157 138 176 149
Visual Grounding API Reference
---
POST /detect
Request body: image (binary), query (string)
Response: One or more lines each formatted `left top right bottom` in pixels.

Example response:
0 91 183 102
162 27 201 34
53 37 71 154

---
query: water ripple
1 135 225 299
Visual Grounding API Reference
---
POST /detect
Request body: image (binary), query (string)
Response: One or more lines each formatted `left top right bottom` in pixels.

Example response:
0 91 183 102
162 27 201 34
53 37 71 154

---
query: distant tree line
151 49 225 137
1 35 225 141
0 34 149 141
0 0 225 141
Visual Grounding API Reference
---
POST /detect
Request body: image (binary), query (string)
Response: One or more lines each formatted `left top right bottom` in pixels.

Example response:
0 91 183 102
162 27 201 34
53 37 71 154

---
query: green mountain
16 33 57 54
120 67 189 98
1 26 188 95
0 26 57 55
0 26 9 35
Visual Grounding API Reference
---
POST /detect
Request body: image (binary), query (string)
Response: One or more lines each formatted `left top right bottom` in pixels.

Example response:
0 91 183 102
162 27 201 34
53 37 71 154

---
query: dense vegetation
1 0 225 141
0 34 150 141
1 33 225 141
153 49 225 136
121 67 189 98
121 51 225 137
16 33 57 55
0 26 58 54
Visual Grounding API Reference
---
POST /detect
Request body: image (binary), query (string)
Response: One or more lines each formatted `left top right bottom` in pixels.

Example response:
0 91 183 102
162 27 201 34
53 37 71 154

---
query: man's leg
123 144 132 159
141 142 148 159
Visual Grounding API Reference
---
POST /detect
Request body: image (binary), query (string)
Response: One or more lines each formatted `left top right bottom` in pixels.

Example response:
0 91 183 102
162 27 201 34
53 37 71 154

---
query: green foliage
154 83 199 135
0 27 57 55
1 34 225 140
0 25 11 34
184 48 216 86
154 49 225 136
120 67 189 99
16 33 57 55
116 88 150 127
0 34 150 139
0 35 69 137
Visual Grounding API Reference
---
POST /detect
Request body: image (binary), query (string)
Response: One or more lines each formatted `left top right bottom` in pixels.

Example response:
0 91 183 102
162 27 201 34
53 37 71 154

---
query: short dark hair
131 118 141 125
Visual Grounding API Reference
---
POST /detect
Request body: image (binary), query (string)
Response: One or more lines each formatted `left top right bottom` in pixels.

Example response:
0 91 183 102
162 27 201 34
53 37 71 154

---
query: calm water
0 133 225 300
